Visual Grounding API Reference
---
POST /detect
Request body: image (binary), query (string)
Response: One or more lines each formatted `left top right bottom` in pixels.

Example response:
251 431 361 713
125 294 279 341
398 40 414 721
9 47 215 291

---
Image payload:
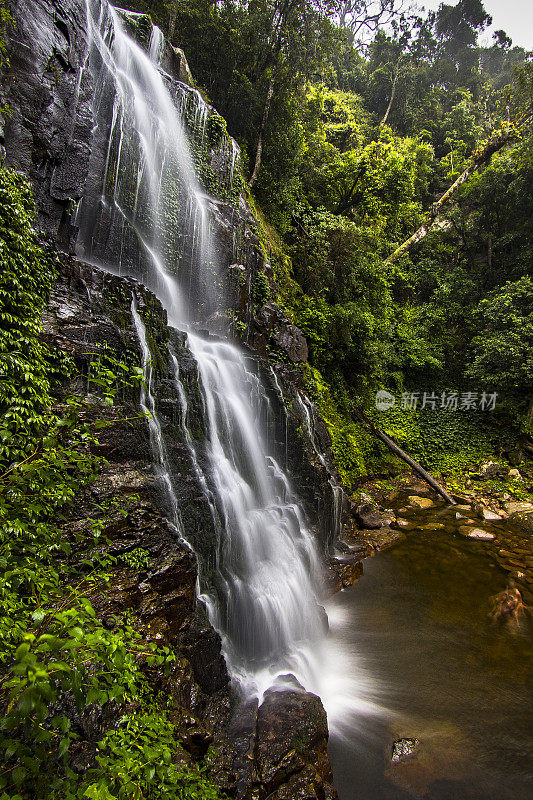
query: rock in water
416 522 446 532
354 502 384 530
509 510 533 535
391 738 420 764
408 496 434 510
255 688 338 799
504 501 533 515
396 518 412 528
458 526 495 540
489 587 529 632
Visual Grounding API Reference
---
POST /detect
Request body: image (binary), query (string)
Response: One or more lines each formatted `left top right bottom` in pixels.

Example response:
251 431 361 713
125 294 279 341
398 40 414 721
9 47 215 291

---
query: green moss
371 400 503 476
207 112 227 145
302 365 382 490
251 269 271 305
120 11 153 48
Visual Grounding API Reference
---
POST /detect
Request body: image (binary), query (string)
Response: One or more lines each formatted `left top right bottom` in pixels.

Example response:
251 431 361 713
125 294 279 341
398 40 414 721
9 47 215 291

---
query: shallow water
328 510 533 799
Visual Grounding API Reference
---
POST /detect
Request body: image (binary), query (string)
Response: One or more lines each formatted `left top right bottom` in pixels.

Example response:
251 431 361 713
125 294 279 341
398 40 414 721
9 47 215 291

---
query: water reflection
328 506 533 799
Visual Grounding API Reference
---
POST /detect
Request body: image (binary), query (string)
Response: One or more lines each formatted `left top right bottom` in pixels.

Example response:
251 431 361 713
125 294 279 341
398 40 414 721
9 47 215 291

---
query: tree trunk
384 116 532 266
167 2 178 40
381 58 401 126
527 397 533 426
353 408 456 505
248 71 276 188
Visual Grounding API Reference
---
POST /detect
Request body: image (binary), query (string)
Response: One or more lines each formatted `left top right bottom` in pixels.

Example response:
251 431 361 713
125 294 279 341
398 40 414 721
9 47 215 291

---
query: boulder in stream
479 508 503 522
353 502 384 530
363 527 406 551
504 501 533 515
255 686 337 799
458 526 495 540
509 510 533 535
408 496 434 510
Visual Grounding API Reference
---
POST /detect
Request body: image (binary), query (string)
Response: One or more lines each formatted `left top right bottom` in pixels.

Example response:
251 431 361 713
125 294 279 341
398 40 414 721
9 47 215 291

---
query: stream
328 498 533 800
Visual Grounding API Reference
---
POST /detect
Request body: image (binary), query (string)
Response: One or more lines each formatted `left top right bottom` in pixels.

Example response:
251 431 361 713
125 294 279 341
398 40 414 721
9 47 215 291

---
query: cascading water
77 0 380 732
131 298 181 529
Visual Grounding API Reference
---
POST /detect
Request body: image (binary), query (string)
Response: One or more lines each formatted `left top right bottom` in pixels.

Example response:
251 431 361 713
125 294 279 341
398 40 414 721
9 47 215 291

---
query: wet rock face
252 302 309 363
2 0 93 247
47 256 229 694
3 0 347 560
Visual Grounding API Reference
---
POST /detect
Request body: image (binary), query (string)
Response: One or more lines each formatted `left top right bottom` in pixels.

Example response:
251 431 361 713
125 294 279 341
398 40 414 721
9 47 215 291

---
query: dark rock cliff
1 0 94 247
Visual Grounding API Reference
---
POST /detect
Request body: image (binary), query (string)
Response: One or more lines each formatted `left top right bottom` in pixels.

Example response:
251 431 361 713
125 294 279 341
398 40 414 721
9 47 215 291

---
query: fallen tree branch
352 407 456 505
385 110 533 265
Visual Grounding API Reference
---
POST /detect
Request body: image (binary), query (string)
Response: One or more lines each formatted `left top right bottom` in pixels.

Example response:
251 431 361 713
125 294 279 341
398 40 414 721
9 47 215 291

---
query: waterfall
76 0 378 727
131 298 181 529
186 332 326 687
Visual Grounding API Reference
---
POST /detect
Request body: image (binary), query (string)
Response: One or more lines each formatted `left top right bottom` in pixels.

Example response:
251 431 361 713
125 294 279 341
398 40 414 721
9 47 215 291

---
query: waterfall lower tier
186 332 328 693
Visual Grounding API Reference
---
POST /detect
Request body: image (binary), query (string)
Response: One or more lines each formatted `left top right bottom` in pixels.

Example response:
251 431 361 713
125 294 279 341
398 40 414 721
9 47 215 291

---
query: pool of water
327 507 533 799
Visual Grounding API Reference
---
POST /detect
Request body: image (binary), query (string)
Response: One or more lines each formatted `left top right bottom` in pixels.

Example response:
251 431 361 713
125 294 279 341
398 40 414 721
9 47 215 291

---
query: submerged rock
391 737 420 764
509 510 533 535
408 496 434 510
458 526 495 540
489 586 529 631
416 522 446 532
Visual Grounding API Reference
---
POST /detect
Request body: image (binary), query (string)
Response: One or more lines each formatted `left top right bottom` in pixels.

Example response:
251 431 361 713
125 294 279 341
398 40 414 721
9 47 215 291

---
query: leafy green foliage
251 269 271 306
84 710 223 800
0 170 56 468
466 278 533 400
